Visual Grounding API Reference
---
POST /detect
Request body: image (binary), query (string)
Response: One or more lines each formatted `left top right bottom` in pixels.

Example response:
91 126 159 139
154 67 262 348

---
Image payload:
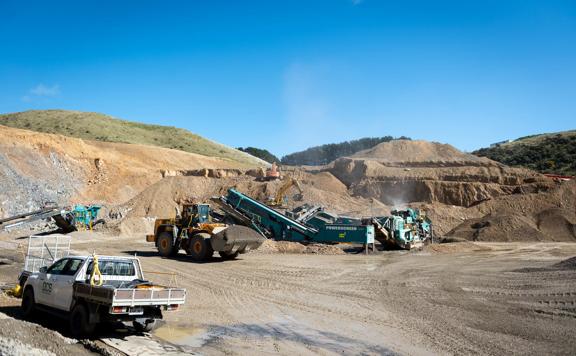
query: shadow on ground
122 250 245 264
0 304 152 341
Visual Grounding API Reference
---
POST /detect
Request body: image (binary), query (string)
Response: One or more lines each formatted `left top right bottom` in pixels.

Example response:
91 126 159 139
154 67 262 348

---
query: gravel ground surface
1 233 575 355
73 237 576 355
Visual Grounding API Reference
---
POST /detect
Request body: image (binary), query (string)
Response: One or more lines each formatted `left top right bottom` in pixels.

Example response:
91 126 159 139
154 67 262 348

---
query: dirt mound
554 256 576 270
536 208 576 241
445 213 547 242
445 181 576 242
304 171 348 195
256 239 344 255
422 241 492 254
116 176 388 218
351 140 491 166
0 312 91 356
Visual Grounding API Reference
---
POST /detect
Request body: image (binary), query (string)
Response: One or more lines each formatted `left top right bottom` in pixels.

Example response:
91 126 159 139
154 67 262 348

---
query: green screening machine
215 189 433 250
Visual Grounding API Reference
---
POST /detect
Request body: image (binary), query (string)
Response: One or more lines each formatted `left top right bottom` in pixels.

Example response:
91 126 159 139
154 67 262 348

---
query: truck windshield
86 260 135 276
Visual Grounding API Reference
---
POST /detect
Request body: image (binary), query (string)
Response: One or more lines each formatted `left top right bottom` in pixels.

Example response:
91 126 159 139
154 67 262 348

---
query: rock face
329 140 553 207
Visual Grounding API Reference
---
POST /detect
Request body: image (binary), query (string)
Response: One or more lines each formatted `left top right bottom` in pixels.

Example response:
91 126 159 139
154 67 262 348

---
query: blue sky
1 0 575 157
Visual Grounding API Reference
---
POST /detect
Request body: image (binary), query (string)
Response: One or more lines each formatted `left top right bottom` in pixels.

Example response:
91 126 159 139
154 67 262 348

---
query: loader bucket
210 225 265 254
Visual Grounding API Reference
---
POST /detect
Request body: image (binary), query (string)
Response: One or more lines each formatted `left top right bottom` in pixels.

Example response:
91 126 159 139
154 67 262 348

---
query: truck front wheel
21 288 36 319
70 304 96 337
133 319 158 332
157 232 178 257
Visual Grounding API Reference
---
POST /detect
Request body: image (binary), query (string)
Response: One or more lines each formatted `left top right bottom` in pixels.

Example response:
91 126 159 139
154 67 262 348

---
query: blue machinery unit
217 189 375 246
216 189 432 250
72 205 102 230
0 204 102 233
370 208 433 250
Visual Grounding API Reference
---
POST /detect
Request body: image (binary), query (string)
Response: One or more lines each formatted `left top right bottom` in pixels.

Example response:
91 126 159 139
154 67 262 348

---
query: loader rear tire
157 232 178 257
219 251 239 260
188 233 213 261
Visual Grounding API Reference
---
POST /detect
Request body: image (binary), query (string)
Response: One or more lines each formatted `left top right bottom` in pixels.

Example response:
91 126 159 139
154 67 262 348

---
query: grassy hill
473 130 576 175
0 110 265 166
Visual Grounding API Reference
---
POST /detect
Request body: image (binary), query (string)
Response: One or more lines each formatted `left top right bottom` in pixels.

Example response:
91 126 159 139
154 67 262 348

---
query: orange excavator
265 162 281 180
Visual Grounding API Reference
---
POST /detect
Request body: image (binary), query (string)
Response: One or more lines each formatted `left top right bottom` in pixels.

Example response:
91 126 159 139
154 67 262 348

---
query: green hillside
237 147 280 164
0 110 264 166
473 130 576 175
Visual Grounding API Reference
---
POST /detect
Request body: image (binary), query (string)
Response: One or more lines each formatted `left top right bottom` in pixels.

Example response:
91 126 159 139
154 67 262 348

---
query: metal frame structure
24 234 71 273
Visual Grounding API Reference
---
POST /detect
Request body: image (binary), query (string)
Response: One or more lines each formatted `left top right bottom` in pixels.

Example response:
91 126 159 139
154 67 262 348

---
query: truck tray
74 283 186 307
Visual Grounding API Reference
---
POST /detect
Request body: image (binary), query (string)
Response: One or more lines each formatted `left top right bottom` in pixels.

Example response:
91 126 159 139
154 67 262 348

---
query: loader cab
181 203 211 224
196 204 210 223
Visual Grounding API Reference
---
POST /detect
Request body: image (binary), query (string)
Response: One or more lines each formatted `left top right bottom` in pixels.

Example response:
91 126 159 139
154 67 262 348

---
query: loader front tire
157 232 177 257
187 233 214 261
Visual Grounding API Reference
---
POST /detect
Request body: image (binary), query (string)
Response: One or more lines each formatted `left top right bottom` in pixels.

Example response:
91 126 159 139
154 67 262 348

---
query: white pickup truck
21 255 186 336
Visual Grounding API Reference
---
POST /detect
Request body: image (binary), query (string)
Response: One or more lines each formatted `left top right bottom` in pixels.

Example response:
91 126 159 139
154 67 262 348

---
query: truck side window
46 259 68 275
61 259 83 276
86 260 135 276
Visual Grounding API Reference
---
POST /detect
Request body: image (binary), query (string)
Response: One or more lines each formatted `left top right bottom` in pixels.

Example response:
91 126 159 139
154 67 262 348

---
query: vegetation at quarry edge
473 130 576 175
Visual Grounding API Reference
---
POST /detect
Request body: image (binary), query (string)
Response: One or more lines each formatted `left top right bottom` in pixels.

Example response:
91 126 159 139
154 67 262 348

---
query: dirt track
65 237 576 355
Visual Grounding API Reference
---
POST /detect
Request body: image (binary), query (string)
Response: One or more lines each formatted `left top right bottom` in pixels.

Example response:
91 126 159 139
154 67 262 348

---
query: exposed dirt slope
330 140 554 207
0 125 259 217
0 110 265 166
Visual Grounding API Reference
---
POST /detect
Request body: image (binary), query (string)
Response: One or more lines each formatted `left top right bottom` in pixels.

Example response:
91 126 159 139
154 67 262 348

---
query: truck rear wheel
133 319 158 332
157 232 178 257
187 233 214 261
21 288 36 319
70 304 96 337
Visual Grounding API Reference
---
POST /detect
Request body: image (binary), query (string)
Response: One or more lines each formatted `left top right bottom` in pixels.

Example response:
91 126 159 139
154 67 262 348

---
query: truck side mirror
39 266 47 274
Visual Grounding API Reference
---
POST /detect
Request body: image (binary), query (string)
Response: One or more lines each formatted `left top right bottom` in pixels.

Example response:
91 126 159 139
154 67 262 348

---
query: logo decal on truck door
42 281 52 294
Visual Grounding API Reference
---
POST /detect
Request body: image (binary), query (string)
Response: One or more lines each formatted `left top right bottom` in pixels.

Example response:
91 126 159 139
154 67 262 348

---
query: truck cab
26 256 139 311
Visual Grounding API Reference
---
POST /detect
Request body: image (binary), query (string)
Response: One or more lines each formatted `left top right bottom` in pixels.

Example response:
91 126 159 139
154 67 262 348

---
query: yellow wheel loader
146 204 264 261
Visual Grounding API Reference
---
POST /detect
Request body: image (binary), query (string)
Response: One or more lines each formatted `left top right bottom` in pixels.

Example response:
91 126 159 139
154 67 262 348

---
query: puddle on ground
153 324 212 348
152 318 396 355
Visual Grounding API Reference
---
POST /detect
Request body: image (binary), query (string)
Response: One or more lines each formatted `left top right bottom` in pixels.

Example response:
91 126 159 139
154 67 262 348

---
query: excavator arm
272 177 303 206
